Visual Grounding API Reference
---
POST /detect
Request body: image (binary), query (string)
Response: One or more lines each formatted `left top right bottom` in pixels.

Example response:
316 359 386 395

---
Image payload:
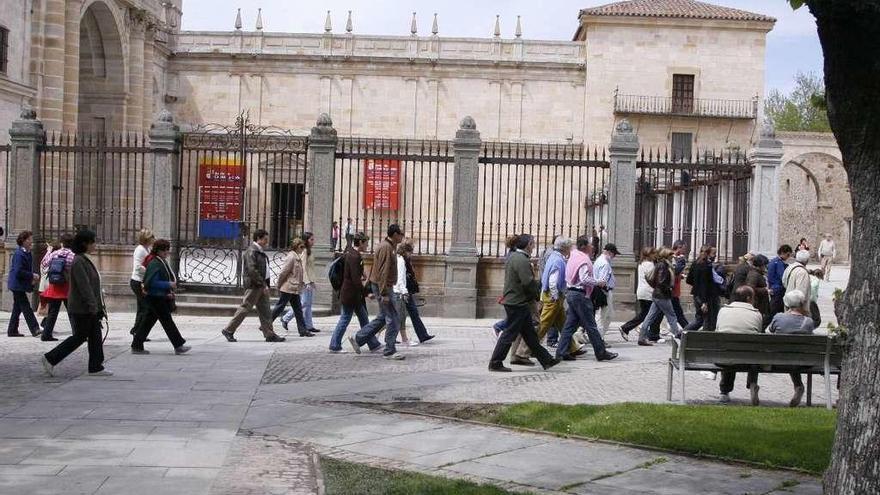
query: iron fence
334 138 454 255
37 132 150 245
477 142 610 258
175 117 309 286
635 149 751 262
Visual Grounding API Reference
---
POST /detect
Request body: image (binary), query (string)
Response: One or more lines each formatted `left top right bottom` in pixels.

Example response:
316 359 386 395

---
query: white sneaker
89 369 114 377
41 356 54 377
383 353 406 360
408 340 420 347
347 336 361 354
719 393 731 403
328 349 347 354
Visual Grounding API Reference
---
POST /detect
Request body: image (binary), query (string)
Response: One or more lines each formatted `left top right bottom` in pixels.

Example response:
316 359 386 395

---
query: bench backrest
680 332 842 368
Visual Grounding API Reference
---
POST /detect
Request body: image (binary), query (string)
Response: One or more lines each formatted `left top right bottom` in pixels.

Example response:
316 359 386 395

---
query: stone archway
778 152 851 262
77 1 126 133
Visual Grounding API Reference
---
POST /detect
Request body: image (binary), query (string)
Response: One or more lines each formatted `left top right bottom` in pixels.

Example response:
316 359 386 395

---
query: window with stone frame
671 74 695 114
0 26 8 74
671 132 693 162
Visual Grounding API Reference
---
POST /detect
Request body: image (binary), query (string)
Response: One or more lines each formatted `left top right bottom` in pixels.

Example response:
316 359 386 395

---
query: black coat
686 259 719 305
651 260 674 300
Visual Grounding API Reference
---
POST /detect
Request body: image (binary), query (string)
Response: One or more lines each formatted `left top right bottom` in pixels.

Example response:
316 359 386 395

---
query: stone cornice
574 15 774 41
0 76 38 99
777 131 837 144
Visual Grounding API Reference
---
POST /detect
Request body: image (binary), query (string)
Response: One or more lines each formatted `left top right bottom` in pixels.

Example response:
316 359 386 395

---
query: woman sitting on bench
767 290 814 407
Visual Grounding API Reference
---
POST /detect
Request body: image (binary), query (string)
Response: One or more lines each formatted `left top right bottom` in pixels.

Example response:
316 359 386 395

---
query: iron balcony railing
614 94 758 119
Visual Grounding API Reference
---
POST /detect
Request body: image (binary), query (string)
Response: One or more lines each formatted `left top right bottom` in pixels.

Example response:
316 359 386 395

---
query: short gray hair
783 290 806 309
554 237 574 250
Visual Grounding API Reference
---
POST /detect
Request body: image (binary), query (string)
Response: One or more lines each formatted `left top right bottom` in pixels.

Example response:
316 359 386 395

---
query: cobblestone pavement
0 266 846 494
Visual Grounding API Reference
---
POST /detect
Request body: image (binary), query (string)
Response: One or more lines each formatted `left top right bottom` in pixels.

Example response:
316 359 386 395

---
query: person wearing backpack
7 231 41 337
271 238 314 337
782 249 812 314
39 234 75 341
328 232 375 353
131 239 190 355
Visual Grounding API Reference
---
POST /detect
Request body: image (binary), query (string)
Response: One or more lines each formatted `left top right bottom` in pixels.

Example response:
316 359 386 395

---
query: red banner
199 158 245 220
363 159 400 210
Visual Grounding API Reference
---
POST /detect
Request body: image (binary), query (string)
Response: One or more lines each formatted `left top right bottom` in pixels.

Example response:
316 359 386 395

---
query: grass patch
480 402 834 474
320 457 531 495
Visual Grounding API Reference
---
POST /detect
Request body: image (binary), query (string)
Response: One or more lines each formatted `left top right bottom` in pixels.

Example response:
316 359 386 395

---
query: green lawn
478 402 835 474
320 457 531 495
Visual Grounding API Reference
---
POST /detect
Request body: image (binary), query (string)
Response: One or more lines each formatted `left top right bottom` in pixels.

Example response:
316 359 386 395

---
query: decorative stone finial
432 13 439 35
493 15 501 38
411 12 418 36
19 104 37 120
760 118 776 139
459 116 477 130
255 8 263 30
324 10 332 33
234 8 242 30
615 119 633 134
346 10 353 33
316 113 333 127
157 108 173 123
515 16 522 38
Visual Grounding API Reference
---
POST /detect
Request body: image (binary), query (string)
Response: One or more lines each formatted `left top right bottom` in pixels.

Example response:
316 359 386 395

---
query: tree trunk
807 1 880 493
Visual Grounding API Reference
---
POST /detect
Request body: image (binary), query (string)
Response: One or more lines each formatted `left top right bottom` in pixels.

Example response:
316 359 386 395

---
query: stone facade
777 131 850 262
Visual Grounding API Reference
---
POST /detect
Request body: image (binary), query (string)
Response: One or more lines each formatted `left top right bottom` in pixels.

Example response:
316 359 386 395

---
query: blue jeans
639 298 681 341
557 290 607 359
329 303 370 351
546 327 559 345
355 283 401 356
282 284 316 329
397 294 432 342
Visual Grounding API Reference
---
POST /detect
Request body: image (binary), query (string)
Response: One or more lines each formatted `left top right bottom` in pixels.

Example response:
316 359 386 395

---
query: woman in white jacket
392 241 434 346
619 247 656 341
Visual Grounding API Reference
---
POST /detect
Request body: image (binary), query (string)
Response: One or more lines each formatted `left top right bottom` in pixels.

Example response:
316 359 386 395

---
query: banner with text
198 157 245 239
363 159 401 210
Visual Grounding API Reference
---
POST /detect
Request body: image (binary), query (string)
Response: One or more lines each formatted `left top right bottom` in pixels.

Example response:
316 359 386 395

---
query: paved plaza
0 267 845 494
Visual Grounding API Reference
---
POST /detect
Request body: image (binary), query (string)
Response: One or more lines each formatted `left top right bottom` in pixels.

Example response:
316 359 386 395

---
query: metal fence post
147 109 181 241
607 119 639 259
3 105 46 311
747 121 784 257
444 116 481 317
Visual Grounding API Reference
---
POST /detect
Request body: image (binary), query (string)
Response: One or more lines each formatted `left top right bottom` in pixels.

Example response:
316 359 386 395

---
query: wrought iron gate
173 113 309 288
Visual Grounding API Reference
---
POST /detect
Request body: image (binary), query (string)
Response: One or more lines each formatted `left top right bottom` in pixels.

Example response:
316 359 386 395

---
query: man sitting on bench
716 286 764 405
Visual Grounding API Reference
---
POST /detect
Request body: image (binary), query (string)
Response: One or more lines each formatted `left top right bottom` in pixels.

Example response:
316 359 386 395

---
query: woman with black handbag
393 241 435 346
131 239 190 355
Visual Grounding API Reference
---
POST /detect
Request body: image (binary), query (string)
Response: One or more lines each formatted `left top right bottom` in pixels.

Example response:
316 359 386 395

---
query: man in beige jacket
717 286 763 405
783 250 812 314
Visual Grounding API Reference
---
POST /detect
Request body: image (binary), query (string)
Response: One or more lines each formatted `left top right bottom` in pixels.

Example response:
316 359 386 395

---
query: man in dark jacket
349 224 405 359
7 231 40 337
328 233 376 352
221 230 285 343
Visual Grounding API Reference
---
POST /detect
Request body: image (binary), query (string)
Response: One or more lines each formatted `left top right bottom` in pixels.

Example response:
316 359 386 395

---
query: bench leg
806 374 812 407
825 373 833 410
680 368 686 404
667 362 673 402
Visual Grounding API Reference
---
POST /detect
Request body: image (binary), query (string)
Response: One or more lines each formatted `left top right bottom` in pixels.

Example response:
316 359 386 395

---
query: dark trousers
671 297 689 327
133 296 186 349
271 292 308 335
809 301 821 329
489 304 554 367
45 313 104 373
621 299 658 335
8 290 39 336
770 291 785 317
558 290 607 359
130 280 149 335
719 369 759 394
721 371 803 394
41 299 68 338
403 295 432 342
685 296 721 332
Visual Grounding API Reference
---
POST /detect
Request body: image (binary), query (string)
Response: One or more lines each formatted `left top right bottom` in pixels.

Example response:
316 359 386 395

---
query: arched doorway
77 1 125 133
777 153 851 262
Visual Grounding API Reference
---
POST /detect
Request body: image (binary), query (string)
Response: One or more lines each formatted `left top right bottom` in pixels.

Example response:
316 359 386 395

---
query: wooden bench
667 332 843 409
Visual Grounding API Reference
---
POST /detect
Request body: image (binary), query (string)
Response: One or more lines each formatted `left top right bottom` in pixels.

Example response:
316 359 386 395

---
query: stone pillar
606 119 640 311
142 31 156 131
39 0 66 131
607 119 639 259
443 116 481 318
127 21 146 133
146 110 180 240
307 113 338 260
3 107 46 310
61 0 82 132
748 122 784 257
